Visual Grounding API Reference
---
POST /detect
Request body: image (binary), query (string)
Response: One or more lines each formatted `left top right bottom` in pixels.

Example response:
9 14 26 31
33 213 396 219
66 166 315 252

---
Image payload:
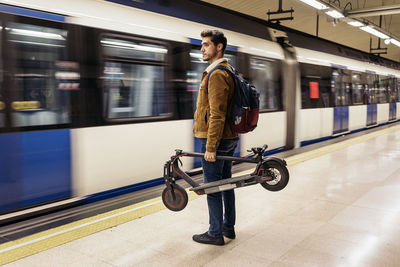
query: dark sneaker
222 228 236 239
192 232 224 246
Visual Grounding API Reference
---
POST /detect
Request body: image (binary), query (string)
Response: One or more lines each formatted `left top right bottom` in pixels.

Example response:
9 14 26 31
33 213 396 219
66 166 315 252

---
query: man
192 30 239 246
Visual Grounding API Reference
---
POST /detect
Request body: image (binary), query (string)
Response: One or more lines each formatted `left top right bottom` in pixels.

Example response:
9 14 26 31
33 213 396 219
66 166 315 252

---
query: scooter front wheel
162 184 188 211
260 161 289 192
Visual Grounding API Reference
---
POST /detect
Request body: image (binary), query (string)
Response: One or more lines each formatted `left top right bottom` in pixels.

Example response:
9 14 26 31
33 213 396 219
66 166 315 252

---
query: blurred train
1 0 400 216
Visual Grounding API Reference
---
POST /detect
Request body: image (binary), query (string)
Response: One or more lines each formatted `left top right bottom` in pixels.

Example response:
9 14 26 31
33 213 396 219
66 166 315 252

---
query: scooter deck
189 173 256 192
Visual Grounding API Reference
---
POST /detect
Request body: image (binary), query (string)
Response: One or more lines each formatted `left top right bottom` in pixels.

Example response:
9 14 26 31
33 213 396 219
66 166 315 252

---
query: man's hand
204 151 216 162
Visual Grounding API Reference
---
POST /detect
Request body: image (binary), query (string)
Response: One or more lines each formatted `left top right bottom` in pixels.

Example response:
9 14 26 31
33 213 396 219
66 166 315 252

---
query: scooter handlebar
178 151 258 163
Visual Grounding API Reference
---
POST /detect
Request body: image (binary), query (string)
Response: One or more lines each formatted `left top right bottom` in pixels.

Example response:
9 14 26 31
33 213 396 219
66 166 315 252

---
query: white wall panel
299 108 333 142
241 111 286 154
397 103 400 120
377 103 389 124
349 105 367 131
321 108 334 137
71 120 193 196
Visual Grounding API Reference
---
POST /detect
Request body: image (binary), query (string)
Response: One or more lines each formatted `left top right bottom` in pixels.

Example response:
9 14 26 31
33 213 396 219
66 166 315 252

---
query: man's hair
201 30 227 54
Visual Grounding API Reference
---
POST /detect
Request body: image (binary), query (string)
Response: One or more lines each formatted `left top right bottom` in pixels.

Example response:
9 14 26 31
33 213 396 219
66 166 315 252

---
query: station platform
2 124 400 266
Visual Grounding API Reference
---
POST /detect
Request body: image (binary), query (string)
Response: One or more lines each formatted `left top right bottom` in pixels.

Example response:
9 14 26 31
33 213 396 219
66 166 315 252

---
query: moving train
1 0 399 216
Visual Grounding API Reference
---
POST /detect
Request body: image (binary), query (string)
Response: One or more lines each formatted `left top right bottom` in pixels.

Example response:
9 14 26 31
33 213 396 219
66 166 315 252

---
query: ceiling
202 0 400 62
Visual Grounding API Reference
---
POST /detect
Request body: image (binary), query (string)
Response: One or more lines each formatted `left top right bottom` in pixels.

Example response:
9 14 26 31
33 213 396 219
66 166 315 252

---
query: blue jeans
200 138 239 237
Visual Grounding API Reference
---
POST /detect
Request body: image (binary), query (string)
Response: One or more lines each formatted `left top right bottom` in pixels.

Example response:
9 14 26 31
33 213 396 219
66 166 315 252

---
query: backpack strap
205 65 235 93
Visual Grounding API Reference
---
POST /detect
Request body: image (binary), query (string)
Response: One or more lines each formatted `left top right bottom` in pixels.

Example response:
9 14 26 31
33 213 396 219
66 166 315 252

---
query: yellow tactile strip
1 124 399 265
0 192 202 265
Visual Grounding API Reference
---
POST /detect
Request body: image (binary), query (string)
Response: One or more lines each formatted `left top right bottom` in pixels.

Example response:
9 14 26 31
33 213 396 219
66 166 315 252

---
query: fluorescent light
390 39 400 47
101 40 167 54
383 38 400 47
10 40 65 47
189 52 203 59
299 0 328 10
360 26 390 39
347 21 364 27
10 28 65 40
325 10 344 18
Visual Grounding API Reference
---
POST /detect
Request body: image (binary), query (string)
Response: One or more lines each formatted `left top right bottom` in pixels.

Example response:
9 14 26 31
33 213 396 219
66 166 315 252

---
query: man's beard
203 50 217 62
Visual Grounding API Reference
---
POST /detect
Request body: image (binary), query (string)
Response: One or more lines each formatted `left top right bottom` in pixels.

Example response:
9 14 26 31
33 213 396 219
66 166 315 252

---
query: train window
331 69 341 107
330 69 351 107
397 79 400 102
319 67 333 108
8 22 71 127
342 70 351 106
188 50 206 113
250 57 281 111
350 72 364 105
300 63 332 109
102 37 170 120
102 37 167 62
366 74 378 104
0 27 4 128
377 76 389 103
387 77 396 103
188 49 236 113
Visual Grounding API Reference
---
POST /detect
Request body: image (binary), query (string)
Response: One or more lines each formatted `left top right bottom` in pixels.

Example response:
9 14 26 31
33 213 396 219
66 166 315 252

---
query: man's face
201 37 218 62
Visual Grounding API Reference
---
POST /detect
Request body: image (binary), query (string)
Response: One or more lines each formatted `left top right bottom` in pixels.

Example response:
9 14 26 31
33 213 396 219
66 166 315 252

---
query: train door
0 12 21 213
366 73 378 127
332 68 349 135
188 39 240 168
0 13 6 131
388 77 397 121
395 78 400 119
0 10 73 213
389 102 397 121
396 79 400 120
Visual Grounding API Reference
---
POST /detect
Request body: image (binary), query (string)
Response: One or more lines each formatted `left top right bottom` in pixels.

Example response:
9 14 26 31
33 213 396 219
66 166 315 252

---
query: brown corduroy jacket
193 60 238 152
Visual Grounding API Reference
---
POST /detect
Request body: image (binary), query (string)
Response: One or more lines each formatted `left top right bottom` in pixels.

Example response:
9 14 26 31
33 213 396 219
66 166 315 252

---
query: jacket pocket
195 107 208 132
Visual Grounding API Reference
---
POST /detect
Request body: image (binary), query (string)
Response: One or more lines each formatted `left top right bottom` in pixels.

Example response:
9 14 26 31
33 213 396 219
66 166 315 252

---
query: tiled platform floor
4 129 400 266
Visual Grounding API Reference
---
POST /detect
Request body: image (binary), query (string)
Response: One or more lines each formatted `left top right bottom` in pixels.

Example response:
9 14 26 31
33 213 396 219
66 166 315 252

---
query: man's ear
217 43 223 52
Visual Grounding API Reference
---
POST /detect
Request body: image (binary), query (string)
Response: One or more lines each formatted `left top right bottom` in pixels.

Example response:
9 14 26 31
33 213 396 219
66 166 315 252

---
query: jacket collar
205 58 228 73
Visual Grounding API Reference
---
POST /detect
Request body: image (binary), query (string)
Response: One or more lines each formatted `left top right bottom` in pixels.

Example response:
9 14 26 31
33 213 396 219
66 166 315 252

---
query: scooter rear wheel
260 161 289 192
162 184 188 211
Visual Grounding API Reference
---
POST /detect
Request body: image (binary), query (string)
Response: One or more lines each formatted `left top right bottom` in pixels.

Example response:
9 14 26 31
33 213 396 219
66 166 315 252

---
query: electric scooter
162 145 289 211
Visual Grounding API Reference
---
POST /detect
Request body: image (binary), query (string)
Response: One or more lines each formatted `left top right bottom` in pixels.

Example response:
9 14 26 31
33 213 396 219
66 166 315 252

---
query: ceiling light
390 39 400 47
360 26 390 39
325 10 344 18
299 0 328 10
347 21 364 27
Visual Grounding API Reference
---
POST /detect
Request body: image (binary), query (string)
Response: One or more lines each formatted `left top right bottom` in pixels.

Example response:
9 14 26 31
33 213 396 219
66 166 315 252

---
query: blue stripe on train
0 4 65 22
0 130 71 213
